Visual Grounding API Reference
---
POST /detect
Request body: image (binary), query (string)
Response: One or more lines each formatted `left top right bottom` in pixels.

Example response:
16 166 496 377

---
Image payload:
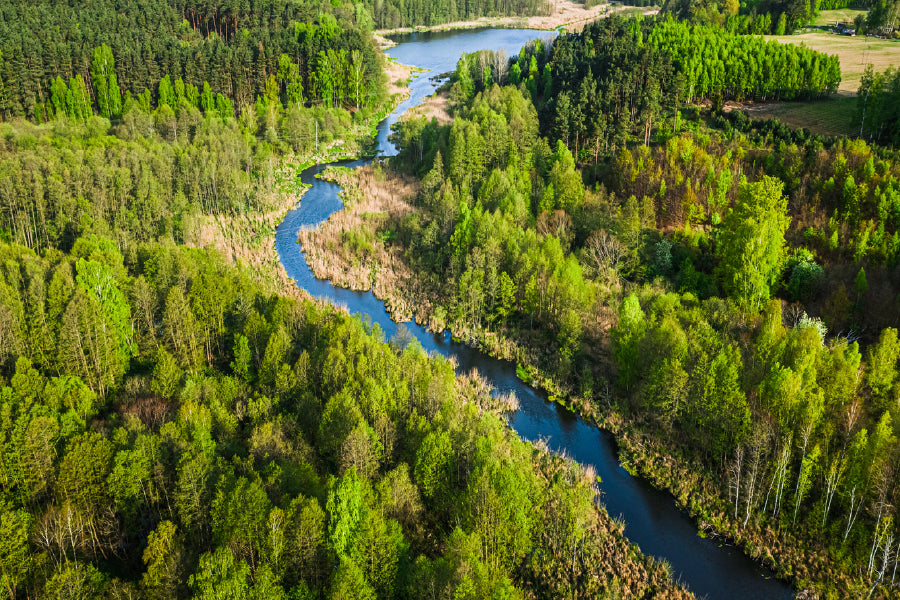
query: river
274 28 794 600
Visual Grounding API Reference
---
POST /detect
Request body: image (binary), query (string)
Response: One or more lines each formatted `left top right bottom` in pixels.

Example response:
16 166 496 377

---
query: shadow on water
274 28 794 600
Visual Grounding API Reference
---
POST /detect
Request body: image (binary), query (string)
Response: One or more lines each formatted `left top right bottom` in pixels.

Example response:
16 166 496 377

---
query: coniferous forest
0 0 385 121
1 0 900 599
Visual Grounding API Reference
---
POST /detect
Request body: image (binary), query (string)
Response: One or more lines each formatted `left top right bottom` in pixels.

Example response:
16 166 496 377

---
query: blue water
274 28 794 600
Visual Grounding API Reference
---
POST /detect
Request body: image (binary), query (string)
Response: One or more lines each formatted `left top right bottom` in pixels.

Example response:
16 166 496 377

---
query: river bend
274 28 793 600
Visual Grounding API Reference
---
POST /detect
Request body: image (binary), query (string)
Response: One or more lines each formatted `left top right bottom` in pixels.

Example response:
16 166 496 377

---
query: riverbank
606 420 859 599
298 160 877 599
301 162 543 366
185 58 415 303
375 0 657 39
298 164 423 321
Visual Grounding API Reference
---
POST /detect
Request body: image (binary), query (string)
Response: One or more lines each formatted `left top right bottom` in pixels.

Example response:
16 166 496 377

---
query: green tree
352 511 407 598
43 562 106 600
188 547 251 600
612 294 646 390
414 431 453 501
90 44 122 118
231 334 253 382
141 521 184 600
327 467 365 561
328 560 376 600
75 256 135 366
0 505 33 600
865 328 899 408
716 176 790 309
56 432 116 556
151 348 182 399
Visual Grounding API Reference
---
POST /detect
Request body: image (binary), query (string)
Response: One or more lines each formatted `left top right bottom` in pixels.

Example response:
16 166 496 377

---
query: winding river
275 29 794 600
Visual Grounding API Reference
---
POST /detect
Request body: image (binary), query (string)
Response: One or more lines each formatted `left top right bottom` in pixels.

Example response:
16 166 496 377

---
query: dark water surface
275 28 793 600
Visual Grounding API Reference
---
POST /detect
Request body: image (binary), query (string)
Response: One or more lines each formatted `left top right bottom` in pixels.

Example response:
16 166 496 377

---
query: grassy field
766 32 900 93
738 96 858 137
811 8 867 26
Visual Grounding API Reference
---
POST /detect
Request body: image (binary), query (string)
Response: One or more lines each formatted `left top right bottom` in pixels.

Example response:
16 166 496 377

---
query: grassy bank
299 161 891 599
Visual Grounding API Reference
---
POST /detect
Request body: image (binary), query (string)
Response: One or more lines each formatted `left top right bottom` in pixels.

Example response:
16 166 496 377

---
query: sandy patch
375 0 651 35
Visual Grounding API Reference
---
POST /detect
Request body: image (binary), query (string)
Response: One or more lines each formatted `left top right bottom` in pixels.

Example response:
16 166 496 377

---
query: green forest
2 0 900 597
0 0 386 121
0 9 693 599
346 16 900 599
662 0 900 35
0 236 689 600
360 0 552 29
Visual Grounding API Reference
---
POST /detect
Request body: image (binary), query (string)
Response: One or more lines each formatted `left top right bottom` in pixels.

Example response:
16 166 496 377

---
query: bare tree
492 50 508 86
582 229 627 280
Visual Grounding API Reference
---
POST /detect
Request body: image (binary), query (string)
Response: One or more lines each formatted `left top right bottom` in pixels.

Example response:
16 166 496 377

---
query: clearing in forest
734 96 858 137
811 8 868 26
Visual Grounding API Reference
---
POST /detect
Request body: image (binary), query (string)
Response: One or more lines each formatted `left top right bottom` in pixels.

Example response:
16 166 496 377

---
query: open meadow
811 8 868 26
733 95 858 136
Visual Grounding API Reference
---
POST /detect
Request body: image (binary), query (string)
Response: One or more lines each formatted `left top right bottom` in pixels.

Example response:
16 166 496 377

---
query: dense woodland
0 7 697 596
374 19 900 598
0 0 386 122
475 17 840 161
0 35 397 258
0 237 687 600
360 0 551 29
663 0 900 35
1 0 899 597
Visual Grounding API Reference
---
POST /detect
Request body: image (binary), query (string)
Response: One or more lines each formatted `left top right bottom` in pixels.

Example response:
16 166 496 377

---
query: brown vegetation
185 159 312 302
385 59 414 99
299 164 425 321
401 91 451 125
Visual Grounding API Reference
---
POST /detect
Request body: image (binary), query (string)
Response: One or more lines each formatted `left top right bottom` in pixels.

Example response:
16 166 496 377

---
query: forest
359 0 552 29
662 0 900 35
462 16 841 162
1 0 899 596
320 18 900 598
0 237 687 600
0 0 385 121
0 10 697 596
